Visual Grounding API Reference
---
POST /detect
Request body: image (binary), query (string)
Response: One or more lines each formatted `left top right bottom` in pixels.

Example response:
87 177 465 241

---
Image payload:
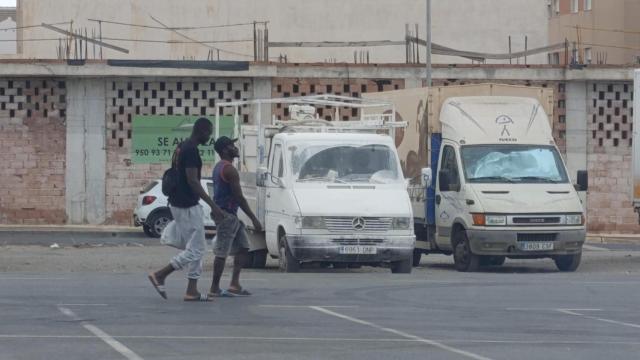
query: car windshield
461 145 569 184
289 143 402 184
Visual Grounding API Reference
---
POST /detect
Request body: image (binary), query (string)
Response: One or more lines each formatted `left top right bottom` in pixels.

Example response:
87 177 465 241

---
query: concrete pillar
65 79 106 224
565 81 588 205
252 77 272 125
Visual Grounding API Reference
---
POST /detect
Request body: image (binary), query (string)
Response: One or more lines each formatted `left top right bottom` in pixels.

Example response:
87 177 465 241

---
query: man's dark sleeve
181 145 200 168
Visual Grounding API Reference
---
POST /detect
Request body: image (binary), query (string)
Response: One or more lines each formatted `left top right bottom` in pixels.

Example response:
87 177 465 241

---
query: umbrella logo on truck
496 115 517 142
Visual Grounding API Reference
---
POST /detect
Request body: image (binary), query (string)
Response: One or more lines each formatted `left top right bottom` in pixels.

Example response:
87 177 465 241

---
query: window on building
549 52 561 65
571 0 579 13
584 48 592 64
584 0 592 11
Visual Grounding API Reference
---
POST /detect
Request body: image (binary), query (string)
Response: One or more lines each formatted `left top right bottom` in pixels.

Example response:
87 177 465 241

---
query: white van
366 85 587 272
217 95 416 273
427 96 586 271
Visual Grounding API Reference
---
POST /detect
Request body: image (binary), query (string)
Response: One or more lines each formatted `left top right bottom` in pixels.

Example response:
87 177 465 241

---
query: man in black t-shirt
148 118 225 302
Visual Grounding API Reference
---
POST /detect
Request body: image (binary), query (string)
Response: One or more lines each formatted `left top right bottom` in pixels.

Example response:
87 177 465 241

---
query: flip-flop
226 288 252 297
208 289 234 298
148 274 167 300
184 293 213 302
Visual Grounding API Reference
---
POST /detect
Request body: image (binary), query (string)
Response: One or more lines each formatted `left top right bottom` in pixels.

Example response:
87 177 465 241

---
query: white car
133 178 216 238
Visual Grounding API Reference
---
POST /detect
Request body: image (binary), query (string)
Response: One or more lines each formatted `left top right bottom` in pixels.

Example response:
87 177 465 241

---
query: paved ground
0 239 639 360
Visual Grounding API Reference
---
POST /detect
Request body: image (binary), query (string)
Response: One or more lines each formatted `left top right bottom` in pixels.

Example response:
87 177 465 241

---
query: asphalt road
0 240 639 360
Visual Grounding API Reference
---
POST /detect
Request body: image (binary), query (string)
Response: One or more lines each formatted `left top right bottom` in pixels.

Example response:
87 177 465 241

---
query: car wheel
142 224 154 237
278 234 300 273
412 249 422 267
391 258 412 274
554 252 581 272
453 230 480 272
252 249 268 269
147 210 172 238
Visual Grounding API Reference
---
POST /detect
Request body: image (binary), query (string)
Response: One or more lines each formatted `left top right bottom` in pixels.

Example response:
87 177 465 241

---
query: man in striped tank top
209 136 262 297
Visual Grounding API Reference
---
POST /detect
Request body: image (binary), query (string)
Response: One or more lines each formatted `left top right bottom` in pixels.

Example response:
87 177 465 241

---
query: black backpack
162 145 180 197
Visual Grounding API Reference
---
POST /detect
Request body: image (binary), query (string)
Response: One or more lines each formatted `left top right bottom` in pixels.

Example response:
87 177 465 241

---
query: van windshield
289 143 402 184
461 145 569 184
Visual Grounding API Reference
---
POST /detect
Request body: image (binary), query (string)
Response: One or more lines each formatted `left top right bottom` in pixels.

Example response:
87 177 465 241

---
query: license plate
339 246 377 255
520 241 554 251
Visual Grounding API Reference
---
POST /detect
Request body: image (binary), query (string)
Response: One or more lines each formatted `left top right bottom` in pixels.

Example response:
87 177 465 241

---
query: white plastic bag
160 221 186 250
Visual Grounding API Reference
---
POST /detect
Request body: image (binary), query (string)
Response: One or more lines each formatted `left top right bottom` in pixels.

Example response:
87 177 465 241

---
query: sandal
226 288 252 297
208 289 234 298
148 274 167 300
183 293 213 302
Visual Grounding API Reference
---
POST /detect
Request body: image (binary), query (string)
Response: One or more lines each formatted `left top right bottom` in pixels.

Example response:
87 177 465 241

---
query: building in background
548 0 640 65
8 0 550 63
0 7 16 55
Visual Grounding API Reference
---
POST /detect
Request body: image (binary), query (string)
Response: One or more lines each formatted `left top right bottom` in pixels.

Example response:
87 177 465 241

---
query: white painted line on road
583 244 609 251
557 309 640 329
57 304 109 306
0 277 68 280
58 306 144 360
259 305 358 309
506 308 601 311
309 306 495 360
2 334 640 346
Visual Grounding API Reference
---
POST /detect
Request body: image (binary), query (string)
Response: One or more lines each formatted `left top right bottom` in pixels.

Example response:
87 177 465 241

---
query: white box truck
365 84 587 272
215 95 416 273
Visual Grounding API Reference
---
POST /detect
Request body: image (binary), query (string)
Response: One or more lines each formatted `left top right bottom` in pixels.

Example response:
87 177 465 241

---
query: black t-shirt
168 140 202 208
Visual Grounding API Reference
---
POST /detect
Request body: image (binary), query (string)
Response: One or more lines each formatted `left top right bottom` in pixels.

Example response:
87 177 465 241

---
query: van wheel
243 251 255 269
453 230 480 272
412 249 422 267
391 258 412 274
252 249 268 269
554 253 581 272
147 210 172 238
278 234 300 273
480 256 506 267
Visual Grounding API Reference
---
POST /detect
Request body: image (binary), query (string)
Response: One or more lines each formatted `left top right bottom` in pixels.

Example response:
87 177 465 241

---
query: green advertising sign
132 115 235 163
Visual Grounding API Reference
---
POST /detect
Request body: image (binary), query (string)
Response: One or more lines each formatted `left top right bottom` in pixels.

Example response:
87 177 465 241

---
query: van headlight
566 214 584 225
472 214 507 226
392 217 412 230
301 216 325 229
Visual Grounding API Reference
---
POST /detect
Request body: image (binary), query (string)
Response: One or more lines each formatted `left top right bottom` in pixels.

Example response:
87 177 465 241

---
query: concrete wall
0 78 66 224
0 62 638 233
13 0 549 64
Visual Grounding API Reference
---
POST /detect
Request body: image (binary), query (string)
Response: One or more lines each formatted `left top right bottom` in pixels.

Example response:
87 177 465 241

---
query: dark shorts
213 214 249 258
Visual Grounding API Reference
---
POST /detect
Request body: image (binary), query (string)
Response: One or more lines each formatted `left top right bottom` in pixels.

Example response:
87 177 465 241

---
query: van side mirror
421 168 432 187
576 170 588 191
256 167 268 187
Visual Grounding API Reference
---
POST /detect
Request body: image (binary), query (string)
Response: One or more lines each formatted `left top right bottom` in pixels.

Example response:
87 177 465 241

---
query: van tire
554 253 581 272
453 230 480 272
480 256 506 267
278 234 300 273
412 249 422 267
252 249 268 269
391 258 412 274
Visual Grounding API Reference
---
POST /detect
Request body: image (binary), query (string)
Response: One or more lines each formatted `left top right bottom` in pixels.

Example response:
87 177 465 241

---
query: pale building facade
8 0 549 63
548 0 640 65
